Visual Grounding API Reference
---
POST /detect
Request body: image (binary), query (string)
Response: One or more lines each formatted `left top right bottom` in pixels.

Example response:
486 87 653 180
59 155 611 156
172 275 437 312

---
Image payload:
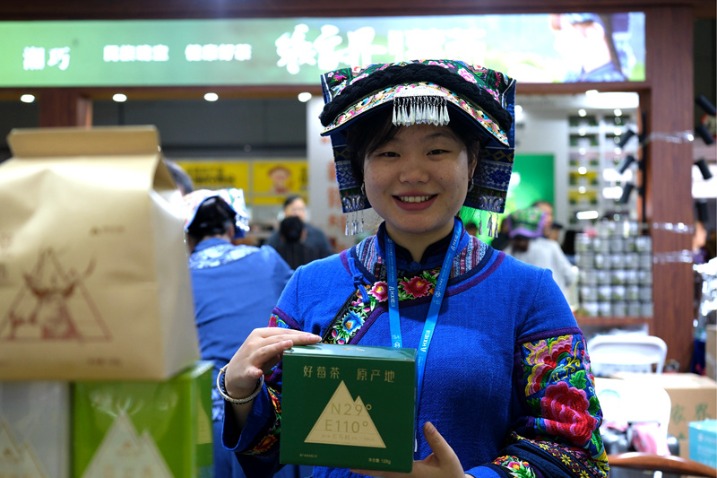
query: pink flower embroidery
541 381 597 445
458 68 478 84
401 276 431 298
369 282 388 302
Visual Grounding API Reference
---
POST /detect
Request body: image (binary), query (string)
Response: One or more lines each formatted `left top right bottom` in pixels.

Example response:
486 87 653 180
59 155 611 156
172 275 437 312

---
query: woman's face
363 124 475 249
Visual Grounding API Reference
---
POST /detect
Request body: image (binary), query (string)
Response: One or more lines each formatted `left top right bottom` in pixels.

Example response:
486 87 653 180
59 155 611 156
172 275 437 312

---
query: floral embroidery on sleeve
492 454 537 477
512 334 609 477
244 386 283 455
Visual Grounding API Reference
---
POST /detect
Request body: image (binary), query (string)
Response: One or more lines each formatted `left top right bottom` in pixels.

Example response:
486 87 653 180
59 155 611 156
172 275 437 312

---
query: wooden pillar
642 7 695 371
38 89 92 127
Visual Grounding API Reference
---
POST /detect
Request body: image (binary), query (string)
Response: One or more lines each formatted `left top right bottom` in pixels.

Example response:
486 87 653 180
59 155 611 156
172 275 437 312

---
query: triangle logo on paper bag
305 380 386 448
0 419 49 477
0 248 110 342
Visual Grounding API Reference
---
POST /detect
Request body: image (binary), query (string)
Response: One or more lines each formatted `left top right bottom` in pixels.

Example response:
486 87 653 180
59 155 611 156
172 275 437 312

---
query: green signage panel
0 13 645 87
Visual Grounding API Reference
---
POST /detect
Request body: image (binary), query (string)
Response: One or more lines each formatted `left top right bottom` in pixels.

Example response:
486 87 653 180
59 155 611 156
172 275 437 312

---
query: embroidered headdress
183 188 251 239
319 59 516 233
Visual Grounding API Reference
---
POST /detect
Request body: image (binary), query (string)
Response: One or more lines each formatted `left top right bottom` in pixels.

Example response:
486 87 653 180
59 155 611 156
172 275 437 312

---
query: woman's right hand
224 327 322 400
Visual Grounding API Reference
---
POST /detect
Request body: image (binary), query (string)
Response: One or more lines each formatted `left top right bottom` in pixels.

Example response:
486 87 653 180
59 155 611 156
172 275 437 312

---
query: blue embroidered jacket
223 224 609 478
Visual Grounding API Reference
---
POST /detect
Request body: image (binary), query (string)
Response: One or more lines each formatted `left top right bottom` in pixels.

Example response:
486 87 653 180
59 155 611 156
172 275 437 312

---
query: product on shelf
575 220 653 318
0 381 70 477
72 360 213 478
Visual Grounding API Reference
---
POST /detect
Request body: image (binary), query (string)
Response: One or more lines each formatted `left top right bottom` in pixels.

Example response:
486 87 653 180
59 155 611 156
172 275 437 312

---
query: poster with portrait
252 160 308 206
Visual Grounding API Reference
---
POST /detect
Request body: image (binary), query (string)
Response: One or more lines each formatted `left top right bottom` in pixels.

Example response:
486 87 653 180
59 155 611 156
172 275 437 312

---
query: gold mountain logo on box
305 381 386 448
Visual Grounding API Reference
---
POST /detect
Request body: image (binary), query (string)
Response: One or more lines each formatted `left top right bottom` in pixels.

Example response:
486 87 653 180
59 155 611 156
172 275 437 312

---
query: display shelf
566 110 638 225
575 316 652 328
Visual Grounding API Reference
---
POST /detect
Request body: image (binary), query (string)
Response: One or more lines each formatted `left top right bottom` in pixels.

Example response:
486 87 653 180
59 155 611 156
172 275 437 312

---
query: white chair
587 334 668 377
595 377 672 440
596 377 674 478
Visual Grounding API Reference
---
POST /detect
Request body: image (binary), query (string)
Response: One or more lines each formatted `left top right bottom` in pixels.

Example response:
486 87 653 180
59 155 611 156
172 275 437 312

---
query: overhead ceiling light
614 108 623 117
112 93 127 103
585 89 599 97
578 108 587 117
297 92 312 103
20 94 35 103
204 92 219 102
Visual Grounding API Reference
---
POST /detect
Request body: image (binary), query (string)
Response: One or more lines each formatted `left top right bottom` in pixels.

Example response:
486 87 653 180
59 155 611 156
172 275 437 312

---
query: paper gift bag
0 126 199 380
72 360 213 478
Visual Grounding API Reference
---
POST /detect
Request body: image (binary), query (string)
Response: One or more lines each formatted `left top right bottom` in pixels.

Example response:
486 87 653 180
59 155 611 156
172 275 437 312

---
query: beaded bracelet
216 364 264 405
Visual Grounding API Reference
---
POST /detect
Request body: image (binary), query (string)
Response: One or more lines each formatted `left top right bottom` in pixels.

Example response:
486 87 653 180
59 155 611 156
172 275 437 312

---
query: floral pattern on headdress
320 59 516 216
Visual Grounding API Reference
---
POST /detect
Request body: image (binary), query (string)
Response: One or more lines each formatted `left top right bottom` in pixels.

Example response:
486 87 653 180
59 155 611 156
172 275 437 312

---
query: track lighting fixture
695 95 716 145
695 199 709 223
617 154 637 174
695 124 715 145
694 158 713 181
617 182 636 204
617 128 638 149
696 94 716 116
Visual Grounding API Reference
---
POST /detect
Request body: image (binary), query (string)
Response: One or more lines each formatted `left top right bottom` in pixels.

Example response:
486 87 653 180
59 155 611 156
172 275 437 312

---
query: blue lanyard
385 217 462 404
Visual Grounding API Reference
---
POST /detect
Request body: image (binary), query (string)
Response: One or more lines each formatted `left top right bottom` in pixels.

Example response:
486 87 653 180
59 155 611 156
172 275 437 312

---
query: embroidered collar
353 221 488 282
189 237 260 270
375 222 459 268
193 237 232 252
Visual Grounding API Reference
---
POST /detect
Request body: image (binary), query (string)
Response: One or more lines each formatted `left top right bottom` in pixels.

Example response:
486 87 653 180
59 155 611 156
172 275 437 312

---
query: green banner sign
0 13 645 87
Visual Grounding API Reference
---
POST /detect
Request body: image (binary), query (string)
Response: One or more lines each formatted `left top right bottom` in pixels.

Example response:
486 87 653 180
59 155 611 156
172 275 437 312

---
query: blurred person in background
183 188 301 478
693 219 709 265
266 194 334 257
505 206 578 304
271 215 325 269
490 216 511 250
532 199 554 236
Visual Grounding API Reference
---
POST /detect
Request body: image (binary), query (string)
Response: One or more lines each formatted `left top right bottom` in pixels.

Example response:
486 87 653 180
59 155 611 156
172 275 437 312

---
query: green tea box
0 381 70 477
280 344 416 472
72 360 213 478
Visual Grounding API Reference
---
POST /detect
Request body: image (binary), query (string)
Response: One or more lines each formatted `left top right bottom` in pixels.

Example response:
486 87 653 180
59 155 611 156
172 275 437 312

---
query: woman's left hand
351 421 470 478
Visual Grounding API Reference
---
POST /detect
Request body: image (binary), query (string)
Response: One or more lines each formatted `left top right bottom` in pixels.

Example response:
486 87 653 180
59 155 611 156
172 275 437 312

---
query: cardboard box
612 372 717 457
72 361 213 478
281 344 416 472
706 324 716 381
689 419 717 468
0 381 70 477
0 126 199 380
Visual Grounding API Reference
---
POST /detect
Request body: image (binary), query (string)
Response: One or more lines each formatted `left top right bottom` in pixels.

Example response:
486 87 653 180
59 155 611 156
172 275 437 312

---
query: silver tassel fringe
392 96 450 127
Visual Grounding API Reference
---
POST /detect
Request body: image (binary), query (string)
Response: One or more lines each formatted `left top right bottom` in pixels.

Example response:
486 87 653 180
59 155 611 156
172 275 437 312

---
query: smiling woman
219 60 610 478
356 120 476 261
